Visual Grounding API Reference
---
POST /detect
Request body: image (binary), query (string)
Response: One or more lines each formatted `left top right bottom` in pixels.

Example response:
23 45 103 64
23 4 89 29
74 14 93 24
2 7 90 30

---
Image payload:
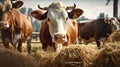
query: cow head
0 0 23 29
104 17 120 31
31 2 83 44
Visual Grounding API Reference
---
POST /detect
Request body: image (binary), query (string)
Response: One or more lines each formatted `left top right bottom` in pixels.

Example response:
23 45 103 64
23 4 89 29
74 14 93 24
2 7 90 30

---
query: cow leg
42 43 48 51
12 39 18 49
27 38 32 53
53 45 56 51
12 33 21 49
96 40 101 49
2 38 10 49
77 37 83 44
17 39 22 52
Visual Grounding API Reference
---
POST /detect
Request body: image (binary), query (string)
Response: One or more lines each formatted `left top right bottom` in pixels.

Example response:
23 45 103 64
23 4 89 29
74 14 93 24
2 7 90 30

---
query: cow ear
68 8 83 19
12 1 24 8
31 10 47 20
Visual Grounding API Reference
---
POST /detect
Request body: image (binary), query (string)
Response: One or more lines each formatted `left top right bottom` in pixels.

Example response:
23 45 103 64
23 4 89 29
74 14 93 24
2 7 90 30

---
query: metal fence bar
0 32 40 43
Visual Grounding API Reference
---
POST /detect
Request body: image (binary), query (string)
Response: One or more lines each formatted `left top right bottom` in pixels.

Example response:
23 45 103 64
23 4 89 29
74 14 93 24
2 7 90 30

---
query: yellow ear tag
73 13 78 19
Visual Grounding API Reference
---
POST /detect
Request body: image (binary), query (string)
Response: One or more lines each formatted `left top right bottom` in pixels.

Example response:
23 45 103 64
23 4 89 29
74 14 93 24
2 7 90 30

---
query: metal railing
0 32 40 43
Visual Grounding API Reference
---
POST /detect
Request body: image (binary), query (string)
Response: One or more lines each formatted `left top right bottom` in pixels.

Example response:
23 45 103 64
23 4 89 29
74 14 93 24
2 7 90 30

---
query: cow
0 0 32 53
31 2 83 51
78 17 120 48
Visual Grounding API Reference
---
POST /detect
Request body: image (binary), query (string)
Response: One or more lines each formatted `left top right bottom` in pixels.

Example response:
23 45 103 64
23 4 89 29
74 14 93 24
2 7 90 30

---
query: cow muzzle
0 21 9 29
54 34 67 44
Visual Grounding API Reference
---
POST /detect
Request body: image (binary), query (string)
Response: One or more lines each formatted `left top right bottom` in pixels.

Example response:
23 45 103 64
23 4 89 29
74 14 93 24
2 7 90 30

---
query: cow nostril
4 23 7 25
54 35 59 40
54 34 66 40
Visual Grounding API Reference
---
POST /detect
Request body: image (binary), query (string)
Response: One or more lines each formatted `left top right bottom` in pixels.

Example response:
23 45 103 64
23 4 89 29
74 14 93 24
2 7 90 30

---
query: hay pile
34 43 120 67
90 43 120 67
31 51 57 67
33 45 100 67
53 45 100 67
0 48 38 67
108 31 120 42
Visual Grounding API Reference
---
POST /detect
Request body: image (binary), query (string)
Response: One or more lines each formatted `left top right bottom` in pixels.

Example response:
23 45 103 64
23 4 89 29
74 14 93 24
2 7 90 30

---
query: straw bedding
0 48 37 67
34 43 120 67
1 42 120 67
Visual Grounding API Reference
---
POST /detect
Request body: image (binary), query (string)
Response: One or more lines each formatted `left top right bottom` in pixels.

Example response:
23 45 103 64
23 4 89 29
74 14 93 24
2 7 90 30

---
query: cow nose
54 34 65 40
54 34 66 43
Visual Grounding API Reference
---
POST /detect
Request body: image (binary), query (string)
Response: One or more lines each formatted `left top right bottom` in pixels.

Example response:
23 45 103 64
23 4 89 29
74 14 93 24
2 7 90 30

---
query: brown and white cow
31 2 83 51
0 0 32 53
78 17 120 48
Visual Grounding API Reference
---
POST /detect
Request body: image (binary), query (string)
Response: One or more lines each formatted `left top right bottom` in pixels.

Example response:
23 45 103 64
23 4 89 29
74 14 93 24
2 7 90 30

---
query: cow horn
66 3 76 10
38 5 48 10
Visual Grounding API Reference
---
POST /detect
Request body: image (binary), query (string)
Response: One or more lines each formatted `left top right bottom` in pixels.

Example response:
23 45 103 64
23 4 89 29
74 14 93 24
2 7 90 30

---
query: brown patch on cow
39 21 56 51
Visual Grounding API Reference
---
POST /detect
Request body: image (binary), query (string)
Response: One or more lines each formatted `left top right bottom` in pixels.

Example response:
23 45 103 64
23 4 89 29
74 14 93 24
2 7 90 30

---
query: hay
33 45 100 67
53 45 100 67
0 48 37 67
89 43 120 67
108 31 120 42
53 44 120 67
34 43 120 67
31 50 57 67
